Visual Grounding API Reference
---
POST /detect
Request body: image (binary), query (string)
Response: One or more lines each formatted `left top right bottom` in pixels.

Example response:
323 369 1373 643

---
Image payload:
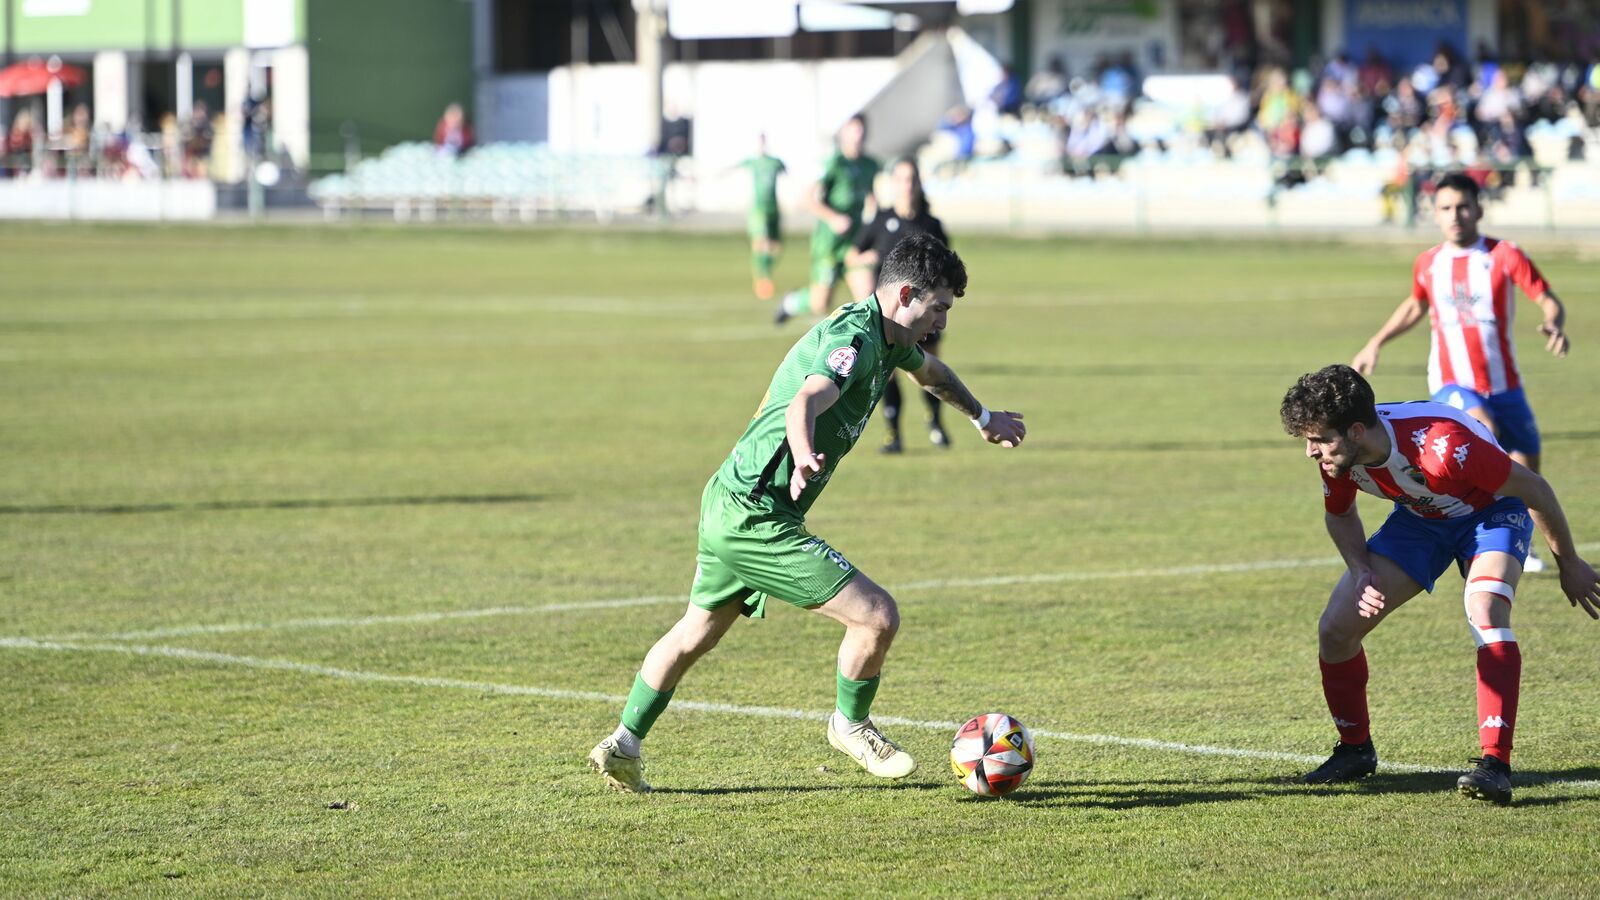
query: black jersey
853 207 949 264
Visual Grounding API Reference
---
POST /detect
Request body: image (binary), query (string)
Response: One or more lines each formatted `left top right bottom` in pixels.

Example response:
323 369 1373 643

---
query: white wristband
971 408 991 430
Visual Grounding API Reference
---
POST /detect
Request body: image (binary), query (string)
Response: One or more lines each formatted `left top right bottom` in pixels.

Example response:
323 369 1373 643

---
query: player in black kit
845 158 952 453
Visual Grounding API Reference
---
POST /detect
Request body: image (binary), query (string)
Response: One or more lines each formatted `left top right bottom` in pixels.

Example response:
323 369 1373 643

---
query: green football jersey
714 294 925 516
741 154 786 215
818 150 880 224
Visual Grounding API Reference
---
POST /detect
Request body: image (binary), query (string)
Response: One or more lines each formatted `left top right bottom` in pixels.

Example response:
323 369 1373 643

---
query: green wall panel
306 0 472 167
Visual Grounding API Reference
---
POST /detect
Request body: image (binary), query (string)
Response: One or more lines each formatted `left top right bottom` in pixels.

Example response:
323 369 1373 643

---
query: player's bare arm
787 374 841 500
908 353 1025 448
1325 505 1387 618
1493 462 1600 616
1533 291 1569 357
1352 296 1426 374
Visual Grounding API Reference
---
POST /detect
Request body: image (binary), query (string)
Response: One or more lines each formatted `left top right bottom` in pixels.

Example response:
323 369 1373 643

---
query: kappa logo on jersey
827 346 858 377
1480 715 1508 729
1431 435 1451 462
1453 442 1471 467
1412 427 1428 449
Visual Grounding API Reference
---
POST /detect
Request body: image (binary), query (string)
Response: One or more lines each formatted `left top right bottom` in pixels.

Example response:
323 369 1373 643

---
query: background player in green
739 133 786 301
774 113 880 325
589 233 1027 792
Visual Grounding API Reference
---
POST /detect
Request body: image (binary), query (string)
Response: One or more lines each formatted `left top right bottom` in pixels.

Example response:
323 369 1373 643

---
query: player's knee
861 590 899 638
1317 607 1362 653
1464 582 1515 647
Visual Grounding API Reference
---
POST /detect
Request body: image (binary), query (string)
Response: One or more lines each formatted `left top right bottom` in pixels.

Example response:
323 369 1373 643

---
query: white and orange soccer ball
950 712 1035 797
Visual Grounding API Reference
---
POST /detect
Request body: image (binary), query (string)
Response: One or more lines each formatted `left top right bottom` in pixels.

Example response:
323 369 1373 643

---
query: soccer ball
950 712 1035 797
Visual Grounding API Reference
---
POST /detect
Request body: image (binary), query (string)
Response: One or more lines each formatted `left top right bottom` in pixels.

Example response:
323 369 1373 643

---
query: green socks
754 251 774 278
835 670 881 723
620 672 675 740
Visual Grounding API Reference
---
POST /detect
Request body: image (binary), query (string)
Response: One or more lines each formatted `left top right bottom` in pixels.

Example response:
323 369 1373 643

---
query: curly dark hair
877 231 966 299
1280 365 1378 436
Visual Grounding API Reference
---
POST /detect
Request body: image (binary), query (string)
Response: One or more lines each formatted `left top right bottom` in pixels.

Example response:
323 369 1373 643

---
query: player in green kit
589 233 1027 792
774 113 880 324
740 134 786 300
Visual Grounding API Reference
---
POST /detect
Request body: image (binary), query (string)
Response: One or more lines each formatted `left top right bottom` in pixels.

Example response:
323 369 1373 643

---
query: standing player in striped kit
1280 366 1599 805
1351 173 1570 571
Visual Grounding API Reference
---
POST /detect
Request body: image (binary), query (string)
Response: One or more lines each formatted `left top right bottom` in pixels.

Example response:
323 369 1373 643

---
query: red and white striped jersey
1321 402 1513 520
1410 236 1551 396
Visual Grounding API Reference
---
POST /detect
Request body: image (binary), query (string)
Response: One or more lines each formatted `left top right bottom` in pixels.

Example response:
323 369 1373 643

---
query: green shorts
748 210 781 242
809 227 854 287
689 478 859 618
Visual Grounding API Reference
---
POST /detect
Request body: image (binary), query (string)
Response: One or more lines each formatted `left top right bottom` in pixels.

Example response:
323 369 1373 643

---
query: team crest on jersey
1402 464 1427 486
827 346 858 376
886 217 900 233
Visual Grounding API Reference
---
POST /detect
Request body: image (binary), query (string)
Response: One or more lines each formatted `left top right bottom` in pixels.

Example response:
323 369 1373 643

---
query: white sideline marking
3 636 1597 790
45 554 1352 642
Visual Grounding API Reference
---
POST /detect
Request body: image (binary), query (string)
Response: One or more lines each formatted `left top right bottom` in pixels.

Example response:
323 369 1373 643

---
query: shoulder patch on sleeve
827 346 858 377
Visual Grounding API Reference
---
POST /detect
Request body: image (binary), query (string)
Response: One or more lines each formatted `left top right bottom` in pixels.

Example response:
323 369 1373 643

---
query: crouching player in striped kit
1280 365 1600 804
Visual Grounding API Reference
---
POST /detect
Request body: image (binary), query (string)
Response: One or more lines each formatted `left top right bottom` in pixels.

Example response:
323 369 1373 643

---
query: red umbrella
0 58 87 98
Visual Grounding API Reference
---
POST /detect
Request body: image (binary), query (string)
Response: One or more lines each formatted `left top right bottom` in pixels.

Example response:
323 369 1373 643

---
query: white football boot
827 715 917 778
588 737 652 793
1523 550 1547 574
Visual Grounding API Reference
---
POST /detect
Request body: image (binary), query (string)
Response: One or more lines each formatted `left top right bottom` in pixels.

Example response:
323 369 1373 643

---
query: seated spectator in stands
991 64 1023 117
184 101 214 179
937 105 976 175
1206 74 1253 155
1256 67 1300 138
1358 48 1393 97
1025 55 1069 109
62 103 91 162
6 109 37 172
1384 76 1425 132
1316 73 1356 137
433 103 474 158
1299 104 1337 160
1099 53 1138 108
1473 69 1521 129
1064 110 1110 175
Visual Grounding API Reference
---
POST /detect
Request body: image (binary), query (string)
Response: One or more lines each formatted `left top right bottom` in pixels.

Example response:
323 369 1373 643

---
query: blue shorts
1367 496 1535 593
1431 384 1541 456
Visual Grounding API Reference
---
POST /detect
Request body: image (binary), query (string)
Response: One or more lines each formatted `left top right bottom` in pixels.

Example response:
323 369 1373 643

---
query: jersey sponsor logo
1449 283 1481 326
1491 510 1529 530
1480 715 1508 729
835 412 872 443
828 346 858 377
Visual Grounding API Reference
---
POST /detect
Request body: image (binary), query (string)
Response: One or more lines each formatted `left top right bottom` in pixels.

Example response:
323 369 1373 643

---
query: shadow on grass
0 493 548 516
652 781 948 797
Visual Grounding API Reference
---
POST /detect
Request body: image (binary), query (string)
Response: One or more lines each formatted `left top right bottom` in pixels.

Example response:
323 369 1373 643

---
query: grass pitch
2 222 1598 896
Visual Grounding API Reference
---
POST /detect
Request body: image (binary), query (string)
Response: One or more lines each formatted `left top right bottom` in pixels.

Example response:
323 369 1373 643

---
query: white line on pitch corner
41 554 1350 643
4 635 1598 790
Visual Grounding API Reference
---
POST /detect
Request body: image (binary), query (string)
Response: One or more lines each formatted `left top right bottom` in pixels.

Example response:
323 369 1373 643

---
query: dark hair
1434 172 1481 203
848 112 867 129
1280 365 1378 436
893 157 929 218
878 231 966 299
